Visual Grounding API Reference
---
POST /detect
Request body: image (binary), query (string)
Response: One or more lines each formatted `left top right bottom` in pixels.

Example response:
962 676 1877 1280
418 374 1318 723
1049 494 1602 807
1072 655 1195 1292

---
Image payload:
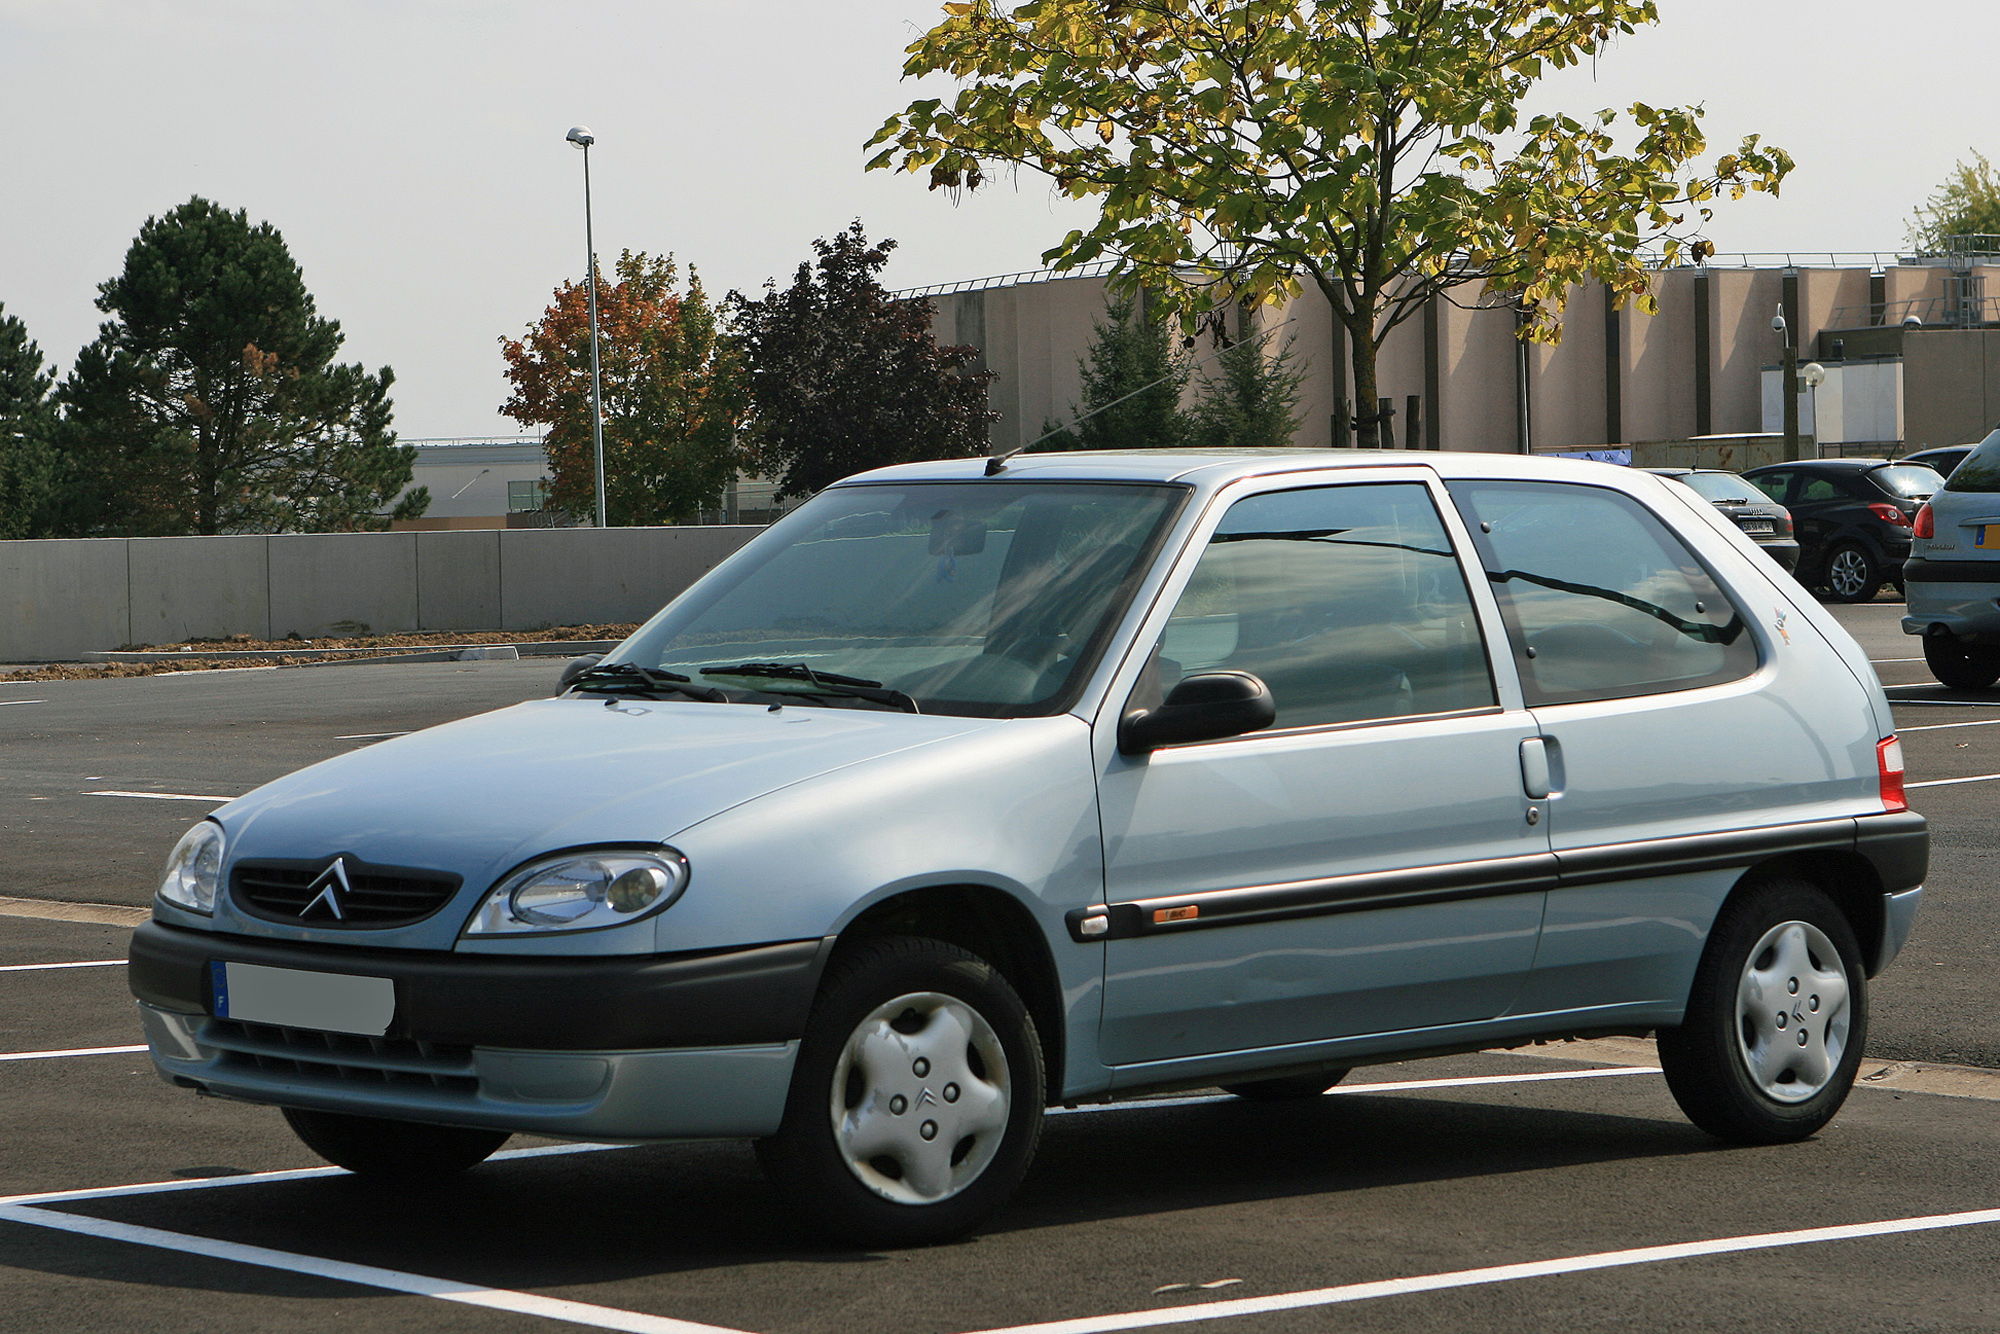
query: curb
87 639 619 665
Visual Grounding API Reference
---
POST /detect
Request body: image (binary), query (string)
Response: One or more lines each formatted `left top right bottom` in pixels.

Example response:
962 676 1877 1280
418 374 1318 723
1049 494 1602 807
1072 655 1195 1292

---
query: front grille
201 1017 478 1095
232 858 461 928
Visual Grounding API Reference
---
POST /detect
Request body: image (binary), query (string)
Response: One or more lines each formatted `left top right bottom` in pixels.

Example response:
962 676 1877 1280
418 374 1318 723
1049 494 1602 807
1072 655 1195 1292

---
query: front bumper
129 921 828 1138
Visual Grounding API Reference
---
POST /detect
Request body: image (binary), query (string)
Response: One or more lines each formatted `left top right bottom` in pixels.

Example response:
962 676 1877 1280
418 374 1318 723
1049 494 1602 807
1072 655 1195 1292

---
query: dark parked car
1643 468 1799 572
1742 459 1947 602
1903 446 1974 480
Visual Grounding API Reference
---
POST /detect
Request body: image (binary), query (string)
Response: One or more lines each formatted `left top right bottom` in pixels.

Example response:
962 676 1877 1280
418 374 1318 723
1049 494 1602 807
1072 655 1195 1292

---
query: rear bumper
1902 559 2000 640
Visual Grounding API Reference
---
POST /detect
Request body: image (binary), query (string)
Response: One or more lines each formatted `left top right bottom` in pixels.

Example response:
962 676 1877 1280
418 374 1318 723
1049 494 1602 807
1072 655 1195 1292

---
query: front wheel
1924 631 2000 690
1822 543 1880 603
757 937 1045 1247
1656 880 1866 1144
281 1108 509 1178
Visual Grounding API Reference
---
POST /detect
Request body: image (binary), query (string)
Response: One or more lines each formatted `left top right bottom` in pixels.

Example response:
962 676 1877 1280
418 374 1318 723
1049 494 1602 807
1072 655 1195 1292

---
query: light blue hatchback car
132 449 1926 1244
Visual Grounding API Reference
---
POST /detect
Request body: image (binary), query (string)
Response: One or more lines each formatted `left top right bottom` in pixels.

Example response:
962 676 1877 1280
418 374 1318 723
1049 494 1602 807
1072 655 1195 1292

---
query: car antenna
983 315 1299 476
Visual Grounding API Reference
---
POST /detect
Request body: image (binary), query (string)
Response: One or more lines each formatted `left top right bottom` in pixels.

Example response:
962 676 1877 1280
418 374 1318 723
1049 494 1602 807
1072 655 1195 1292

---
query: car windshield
1868 464 1945 499
1944 429 2000 493
1676 472 1758 504
608 480 1187 718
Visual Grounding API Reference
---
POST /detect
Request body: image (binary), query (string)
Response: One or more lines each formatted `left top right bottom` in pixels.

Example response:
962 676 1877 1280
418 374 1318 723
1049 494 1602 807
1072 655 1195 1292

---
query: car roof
841 448 1654 491
1744 458 1897 473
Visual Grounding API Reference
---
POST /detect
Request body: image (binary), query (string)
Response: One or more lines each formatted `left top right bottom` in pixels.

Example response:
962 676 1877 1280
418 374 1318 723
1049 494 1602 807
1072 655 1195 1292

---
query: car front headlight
159 821 226 914
463 848 689 936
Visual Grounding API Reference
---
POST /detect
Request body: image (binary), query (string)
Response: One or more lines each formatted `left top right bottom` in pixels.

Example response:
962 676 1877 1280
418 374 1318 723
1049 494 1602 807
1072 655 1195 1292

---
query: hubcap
1735 920 1851 1103
1828 550 1870 598
829 991 1010 1205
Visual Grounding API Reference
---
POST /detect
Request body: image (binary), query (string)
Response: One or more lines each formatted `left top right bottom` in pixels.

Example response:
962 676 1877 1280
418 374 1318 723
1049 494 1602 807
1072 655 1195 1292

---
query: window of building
507 479 549 513
1447 480 1757 707
1153 482 1496 730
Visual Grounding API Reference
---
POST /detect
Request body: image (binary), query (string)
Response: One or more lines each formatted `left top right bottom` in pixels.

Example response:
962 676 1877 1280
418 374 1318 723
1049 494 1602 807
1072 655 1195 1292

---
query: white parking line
334 731 409 740
0 960 124 974
1907 772 2000 789
1871 657 1925 664
0 1205 745 1334
0 1044 146 1062
83 790 235 802
1898 718 2000 732
958 1208 2000 1334
0 699 46 706
1889 698 2000 707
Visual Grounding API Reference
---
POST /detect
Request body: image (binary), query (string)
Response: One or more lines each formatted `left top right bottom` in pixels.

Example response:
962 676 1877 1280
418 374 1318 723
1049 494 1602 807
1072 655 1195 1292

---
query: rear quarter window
1868 465 1944 498
1447 480 1758 707
1945 436 2000 493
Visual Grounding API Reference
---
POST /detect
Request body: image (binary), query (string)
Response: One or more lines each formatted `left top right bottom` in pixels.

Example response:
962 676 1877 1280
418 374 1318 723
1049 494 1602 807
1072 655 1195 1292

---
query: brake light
1869 502 1912 528
1878 736 1907 813
1914 502 1935 539
1776 507 1794 537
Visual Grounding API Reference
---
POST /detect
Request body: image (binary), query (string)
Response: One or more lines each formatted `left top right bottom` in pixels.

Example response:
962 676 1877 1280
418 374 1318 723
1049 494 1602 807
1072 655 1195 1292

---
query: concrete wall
0 525 763 663
1903 330 2000 449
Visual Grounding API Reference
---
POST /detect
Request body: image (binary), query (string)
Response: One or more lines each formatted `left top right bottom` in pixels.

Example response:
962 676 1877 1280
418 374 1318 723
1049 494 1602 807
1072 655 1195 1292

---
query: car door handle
1520 737 1553 800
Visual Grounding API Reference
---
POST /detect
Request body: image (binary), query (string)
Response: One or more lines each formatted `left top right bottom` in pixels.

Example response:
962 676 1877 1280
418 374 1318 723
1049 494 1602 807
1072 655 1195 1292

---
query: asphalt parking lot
3 605 1999 1333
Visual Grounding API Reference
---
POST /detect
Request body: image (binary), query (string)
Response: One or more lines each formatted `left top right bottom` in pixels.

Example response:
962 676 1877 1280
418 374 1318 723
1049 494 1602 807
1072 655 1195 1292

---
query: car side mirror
1118 671 1276 755
558 654 604 692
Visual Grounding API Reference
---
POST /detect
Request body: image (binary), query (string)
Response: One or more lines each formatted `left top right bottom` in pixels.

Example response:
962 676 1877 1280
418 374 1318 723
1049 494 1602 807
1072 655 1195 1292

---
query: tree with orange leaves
500 251 743 525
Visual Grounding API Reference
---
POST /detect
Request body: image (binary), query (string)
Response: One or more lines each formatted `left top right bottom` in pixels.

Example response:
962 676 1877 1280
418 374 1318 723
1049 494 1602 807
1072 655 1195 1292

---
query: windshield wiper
567 661 727 702
700 661 920 714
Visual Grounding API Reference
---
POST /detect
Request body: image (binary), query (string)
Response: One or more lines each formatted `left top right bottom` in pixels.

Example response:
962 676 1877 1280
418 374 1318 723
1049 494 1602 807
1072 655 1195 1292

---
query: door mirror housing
1118 671 1276 754
558 654 605 692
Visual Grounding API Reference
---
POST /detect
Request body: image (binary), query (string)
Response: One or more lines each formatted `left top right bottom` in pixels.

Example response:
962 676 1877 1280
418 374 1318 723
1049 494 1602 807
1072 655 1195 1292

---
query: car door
1091 472 1551 1071
1785 471 1860 575
1444 476 1880 1018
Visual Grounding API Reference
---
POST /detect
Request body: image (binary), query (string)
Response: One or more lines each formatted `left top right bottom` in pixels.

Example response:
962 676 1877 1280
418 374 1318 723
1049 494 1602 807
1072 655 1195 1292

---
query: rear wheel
1822 543 1880 603
1656 879 1865 1144
756 937 1044 1247
1924 631 2000 690
1220 1069 1351 1100
281 1108 509 1178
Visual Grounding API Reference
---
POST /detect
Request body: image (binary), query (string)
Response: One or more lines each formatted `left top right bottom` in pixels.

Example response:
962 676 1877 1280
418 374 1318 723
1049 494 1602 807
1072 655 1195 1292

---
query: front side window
612 481 1186 718
1447 481 1757 707
1151 481 1495 731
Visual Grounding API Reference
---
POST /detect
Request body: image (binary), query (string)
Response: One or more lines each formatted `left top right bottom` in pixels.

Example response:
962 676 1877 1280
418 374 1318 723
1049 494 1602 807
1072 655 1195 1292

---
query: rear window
1868 464 1945 499
1677 472 1759 504
1944 430 2000 493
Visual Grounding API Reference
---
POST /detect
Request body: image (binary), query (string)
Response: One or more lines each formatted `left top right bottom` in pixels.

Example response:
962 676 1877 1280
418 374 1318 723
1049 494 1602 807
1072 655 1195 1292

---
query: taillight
1878 736 1907 813
1776 507 1794 537
1914 502 1935 539
1869 502 1912 528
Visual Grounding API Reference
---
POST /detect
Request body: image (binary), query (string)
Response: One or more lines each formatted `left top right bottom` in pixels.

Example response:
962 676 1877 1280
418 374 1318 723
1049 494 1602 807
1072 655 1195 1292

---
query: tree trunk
1350 323 1381 450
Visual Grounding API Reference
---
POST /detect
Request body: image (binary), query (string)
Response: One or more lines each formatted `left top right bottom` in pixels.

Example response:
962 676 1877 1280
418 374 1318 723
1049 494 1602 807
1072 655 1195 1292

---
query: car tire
756 936 1045 1247
1923 631 2000 690
281 1108 510 1178
1822 543 1880 603
1656 879 1866 1144
1220 1069 1351 1100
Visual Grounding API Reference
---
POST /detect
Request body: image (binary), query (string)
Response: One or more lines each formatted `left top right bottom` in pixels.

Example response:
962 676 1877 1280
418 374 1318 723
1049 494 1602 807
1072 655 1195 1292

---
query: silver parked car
132 449 1926 1244
1905 426 2000 685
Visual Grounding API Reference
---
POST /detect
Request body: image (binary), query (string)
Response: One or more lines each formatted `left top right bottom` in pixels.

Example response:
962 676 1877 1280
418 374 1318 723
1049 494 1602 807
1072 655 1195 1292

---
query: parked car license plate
1976 525 2000 549
211 961 395 1036
1739 520 1775 536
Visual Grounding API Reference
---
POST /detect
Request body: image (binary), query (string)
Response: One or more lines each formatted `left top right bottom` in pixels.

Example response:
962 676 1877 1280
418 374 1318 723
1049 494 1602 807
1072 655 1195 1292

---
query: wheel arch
833 884 1066 1101
1731 849 1888 975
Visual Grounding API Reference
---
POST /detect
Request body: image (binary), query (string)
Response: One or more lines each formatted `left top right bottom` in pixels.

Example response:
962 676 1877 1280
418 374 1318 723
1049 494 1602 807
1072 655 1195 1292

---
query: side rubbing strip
1074 813 1927 943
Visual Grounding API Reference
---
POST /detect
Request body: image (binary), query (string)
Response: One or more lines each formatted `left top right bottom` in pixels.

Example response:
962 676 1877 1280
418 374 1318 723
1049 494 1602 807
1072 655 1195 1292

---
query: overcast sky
2 0 1991 439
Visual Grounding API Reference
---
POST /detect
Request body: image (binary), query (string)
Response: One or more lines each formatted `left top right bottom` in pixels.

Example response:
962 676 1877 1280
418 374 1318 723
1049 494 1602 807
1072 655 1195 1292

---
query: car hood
216 696 995 893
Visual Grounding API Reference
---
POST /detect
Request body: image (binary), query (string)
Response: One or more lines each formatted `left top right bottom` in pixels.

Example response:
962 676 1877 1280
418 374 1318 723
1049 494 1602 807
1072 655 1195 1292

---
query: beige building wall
921 257 1994 460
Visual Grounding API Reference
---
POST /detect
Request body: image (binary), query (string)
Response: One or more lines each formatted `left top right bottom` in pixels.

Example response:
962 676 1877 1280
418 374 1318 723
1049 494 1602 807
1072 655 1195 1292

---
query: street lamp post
1773 306 1800 463
566 125 607 528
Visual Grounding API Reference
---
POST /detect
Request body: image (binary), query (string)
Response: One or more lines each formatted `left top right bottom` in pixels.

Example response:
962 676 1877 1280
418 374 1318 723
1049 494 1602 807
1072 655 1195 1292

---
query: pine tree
1039 296 1187 452
1186 327 1306 449
60 197 422 535
0 303 59 540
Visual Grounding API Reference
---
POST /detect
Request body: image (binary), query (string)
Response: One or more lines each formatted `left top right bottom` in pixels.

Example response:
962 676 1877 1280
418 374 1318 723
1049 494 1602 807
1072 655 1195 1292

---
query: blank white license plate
212 961 395 1036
